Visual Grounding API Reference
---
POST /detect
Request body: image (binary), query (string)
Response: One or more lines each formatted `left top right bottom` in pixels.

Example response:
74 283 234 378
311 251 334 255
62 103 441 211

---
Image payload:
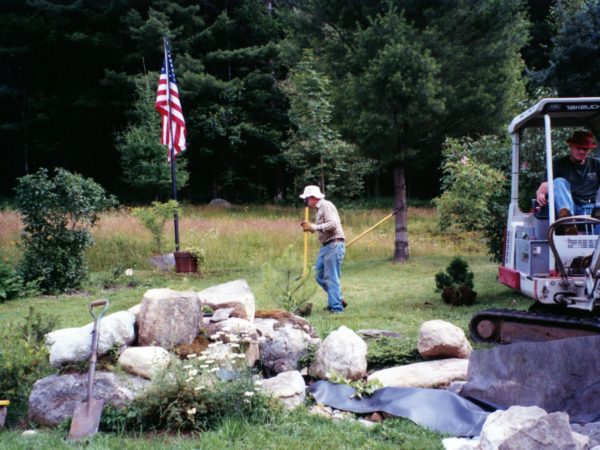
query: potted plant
174 246 205 275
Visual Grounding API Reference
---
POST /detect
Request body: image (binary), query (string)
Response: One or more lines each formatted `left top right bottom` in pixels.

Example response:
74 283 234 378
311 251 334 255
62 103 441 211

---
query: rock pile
31 280 472 429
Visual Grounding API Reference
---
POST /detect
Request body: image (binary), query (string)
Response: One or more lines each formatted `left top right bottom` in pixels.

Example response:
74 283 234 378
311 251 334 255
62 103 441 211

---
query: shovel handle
88 299 110 321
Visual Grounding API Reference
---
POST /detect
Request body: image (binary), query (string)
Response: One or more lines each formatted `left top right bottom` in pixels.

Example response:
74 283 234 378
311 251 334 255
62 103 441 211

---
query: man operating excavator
536 130 599 234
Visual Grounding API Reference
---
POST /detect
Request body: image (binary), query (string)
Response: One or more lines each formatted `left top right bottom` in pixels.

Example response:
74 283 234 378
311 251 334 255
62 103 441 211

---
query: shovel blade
68 398 104 440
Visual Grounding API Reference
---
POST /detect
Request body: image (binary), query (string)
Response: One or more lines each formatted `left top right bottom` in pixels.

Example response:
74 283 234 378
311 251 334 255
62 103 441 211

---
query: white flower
254 380 262 386
200 364 209 369
243 391 254 397
229 343 240 348
194 385 205 391
182 364 193 369
125 268 134 276
209 367 220 373
187 354 197 359
187 407 196 415
188 369 198 376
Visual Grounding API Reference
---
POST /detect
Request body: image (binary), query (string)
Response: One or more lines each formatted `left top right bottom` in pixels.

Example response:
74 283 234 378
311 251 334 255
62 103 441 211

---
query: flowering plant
101 327 273 434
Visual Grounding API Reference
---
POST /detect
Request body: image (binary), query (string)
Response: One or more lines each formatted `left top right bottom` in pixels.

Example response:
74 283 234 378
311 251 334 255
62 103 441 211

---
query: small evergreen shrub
14 168 116 294
261 245 317 315
0 307 56 426
435 257 477 306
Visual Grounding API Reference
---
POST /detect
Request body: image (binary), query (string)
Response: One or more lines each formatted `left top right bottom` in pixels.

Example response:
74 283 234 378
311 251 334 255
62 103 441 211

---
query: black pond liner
307 380 489 437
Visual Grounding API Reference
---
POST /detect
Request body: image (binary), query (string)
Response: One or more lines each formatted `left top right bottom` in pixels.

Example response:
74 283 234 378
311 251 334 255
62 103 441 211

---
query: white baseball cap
299 185 325 199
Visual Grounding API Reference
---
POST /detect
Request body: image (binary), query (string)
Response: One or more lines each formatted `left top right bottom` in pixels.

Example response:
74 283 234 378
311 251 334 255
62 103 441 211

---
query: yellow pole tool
346 211 397 248
302 207 309 277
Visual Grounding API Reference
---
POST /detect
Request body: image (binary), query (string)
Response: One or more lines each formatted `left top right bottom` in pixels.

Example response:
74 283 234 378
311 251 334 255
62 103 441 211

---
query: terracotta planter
174 251 198 274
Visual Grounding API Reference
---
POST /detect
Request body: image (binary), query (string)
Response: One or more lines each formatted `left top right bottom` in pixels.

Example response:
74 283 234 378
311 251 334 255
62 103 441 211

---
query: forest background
2 0 600 208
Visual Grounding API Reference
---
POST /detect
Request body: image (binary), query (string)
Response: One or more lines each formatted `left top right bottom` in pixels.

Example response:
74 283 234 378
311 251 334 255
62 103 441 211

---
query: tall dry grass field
1 205 487 273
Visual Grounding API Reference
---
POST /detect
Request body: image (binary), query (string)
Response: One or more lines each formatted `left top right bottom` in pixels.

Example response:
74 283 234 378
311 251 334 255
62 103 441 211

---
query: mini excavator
470 97 600 344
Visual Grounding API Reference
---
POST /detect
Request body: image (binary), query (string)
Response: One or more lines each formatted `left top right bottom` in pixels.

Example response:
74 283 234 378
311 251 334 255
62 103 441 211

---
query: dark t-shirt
551 155 600 205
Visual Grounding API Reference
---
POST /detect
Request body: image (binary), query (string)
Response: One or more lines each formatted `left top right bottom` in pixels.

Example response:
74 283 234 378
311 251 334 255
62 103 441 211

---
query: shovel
302 206 309 278
68 299 110 441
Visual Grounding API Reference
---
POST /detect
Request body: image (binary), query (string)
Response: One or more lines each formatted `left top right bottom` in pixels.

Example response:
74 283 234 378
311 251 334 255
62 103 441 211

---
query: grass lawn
0 205 528 449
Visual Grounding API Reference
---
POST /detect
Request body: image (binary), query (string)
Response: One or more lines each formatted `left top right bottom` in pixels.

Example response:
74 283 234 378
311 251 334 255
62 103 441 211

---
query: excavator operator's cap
299 185 325 199
567 130 597 149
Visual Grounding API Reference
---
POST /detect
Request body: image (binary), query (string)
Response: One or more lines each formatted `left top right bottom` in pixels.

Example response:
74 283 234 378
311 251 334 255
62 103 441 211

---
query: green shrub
435 257 477 306
0 258 23 301
14 168 116 294
261 245 317 314
132 200 179 254
0 307 56 426
366 337 421 370
101 348 275 434
326 372 383 399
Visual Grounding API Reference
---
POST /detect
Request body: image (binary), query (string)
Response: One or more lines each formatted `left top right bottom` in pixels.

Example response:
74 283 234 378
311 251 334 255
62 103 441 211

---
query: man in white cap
299 185 347 313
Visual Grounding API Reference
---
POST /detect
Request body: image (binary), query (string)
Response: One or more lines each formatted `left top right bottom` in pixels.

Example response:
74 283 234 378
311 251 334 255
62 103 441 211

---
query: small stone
358 419 378 428
369 412 384 422
21 430 38 437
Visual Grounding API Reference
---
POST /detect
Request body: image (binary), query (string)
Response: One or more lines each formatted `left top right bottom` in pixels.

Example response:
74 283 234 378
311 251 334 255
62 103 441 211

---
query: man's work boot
558 208 578 235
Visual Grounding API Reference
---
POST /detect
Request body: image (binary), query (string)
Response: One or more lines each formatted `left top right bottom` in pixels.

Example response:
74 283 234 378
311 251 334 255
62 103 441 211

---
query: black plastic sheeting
308 380 489 437
460 335 600 424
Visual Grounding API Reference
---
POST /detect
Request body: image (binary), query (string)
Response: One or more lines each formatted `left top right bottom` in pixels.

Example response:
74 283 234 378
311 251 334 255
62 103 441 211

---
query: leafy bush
261 245 317 314
435 137 508 228
0 258 24 301
435 257 477 306
101 347 275 434
326 372 383 399
14 168 116 294
132 200 179 254
0 307 56 426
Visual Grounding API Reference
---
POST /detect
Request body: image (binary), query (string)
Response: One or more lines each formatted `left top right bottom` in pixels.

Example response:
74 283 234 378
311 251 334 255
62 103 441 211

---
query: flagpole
164 36 181 252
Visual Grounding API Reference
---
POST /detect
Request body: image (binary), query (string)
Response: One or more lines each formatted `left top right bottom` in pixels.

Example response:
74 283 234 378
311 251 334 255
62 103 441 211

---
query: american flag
155 38 186 161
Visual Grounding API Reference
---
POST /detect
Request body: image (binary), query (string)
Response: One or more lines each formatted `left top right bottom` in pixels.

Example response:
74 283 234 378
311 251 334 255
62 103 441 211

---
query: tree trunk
393 166 409 263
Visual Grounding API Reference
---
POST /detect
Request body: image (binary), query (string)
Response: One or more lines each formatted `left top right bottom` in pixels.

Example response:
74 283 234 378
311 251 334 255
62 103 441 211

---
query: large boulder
479 406 588 450
500 411 589 450
117 346 172 380
197 279 255 321
255 314 320 376
137 288 201 349
260 371 306 409
368 358 469 388
309 326 367 381
46 310 136 367
28 372 149 427
417 320 472 359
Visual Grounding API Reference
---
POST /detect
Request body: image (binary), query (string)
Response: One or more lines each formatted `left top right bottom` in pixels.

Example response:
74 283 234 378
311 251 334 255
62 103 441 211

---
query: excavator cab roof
508 97 600 135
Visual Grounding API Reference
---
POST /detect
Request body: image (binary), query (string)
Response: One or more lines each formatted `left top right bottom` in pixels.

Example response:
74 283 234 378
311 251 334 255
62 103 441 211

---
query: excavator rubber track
469 308 600 344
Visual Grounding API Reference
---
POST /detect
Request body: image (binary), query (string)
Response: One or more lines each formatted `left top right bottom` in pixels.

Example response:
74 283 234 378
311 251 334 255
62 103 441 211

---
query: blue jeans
315 242 345 312
553 177 595 216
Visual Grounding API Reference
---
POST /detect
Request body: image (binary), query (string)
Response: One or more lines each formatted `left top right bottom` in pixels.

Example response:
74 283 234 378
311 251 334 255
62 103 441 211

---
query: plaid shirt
314 199 345 244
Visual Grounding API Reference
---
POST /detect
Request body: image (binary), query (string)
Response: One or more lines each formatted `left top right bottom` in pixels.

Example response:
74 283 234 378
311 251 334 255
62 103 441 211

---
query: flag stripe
155 40 186 161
